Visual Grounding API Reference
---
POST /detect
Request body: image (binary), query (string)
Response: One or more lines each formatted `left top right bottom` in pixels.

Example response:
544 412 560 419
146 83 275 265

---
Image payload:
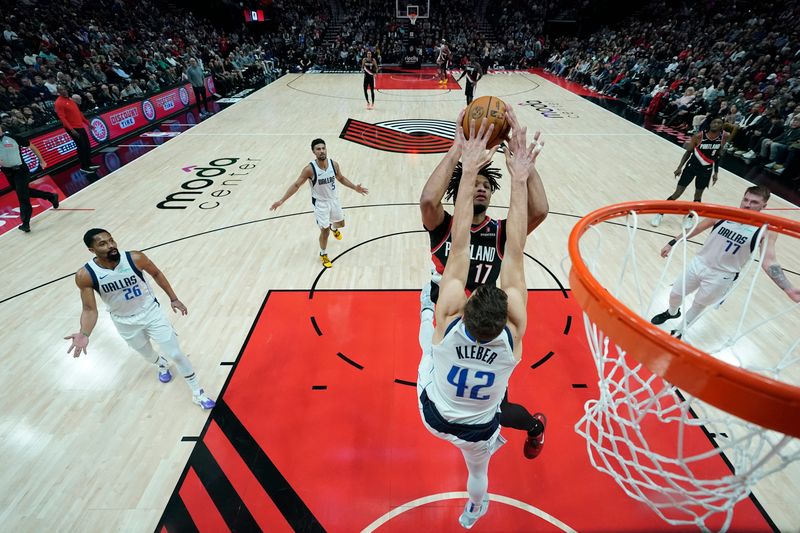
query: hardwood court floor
0 71 798 532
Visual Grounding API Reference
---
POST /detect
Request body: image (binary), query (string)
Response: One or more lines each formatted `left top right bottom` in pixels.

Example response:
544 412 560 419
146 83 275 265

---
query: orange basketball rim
568 200 800 438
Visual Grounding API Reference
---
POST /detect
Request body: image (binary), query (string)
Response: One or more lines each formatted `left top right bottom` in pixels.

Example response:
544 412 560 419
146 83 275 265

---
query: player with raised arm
270 139 368 268
417 117 545 529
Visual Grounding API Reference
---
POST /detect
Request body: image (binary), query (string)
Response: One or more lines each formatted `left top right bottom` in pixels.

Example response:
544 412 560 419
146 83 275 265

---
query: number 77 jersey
426 317 519 425
697 219 764 274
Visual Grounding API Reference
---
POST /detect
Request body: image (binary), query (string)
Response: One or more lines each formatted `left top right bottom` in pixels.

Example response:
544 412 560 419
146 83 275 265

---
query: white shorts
111 302 177 349
313 198 344 228
671 257 738 307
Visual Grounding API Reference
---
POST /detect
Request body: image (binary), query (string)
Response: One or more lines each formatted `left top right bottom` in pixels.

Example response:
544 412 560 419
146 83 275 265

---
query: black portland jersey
692 131 725 166
464 64 481 83
428 211 506 303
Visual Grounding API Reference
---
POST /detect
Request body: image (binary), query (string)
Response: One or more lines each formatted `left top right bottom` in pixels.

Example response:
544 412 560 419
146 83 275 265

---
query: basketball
461 96 511 148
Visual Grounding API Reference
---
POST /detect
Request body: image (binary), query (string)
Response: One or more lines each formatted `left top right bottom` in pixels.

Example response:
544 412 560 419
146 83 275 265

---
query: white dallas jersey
84 251 158 317
697 219 764 273
309 159 338 202
426 317 518 425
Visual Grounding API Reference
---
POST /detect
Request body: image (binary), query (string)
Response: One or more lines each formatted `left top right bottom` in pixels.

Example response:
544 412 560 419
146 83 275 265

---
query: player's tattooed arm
761 232 800 301
766 264 792 290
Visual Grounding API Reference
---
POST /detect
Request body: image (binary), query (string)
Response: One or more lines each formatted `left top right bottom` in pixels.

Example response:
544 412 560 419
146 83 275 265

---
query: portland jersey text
428 211 506 302
692 131 725 166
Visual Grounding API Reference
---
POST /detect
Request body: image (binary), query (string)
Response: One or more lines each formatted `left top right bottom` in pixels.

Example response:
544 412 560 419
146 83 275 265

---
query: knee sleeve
462 453 490 505
684 302 708 327
156 335 195 376
131 339 159 364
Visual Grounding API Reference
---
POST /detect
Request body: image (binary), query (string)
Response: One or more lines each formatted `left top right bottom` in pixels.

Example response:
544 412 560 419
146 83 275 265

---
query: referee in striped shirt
0 124 58 232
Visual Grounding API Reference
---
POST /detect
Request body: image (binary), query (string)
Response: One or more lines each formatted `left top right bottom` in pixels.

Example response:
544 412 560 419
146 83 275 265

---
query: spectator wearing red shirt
54 84 97 173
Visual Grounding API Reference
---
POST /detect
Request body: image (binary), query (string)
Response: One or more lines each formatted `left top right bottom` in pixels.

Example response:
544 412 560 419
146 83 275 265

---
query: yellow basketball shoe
320 254 332 268
332 228 343 240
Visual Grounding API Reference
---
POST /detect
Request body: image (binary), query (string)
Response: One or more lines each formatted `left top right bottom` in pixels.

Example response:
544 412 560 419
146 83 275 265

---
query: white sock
184 373 202 395
157 356 170 369
320 249 326 255
668 291 682 316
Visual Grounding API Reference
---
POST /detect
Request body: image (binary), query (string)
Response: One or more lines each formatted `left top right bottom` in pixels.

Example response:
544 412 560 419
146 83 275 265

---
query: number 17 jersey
427 211 506 303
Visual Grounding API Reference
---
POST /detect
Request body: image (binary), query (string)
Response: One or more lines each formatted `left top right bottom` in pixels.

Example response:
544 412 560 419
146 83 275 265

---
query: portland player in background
417 117 543 529
437 40 452 86
270 138 368 268
456 56 483 104
651 117 727 227
65 229 216 409
651 185 800 336
419 107 548 460
361 50 379 109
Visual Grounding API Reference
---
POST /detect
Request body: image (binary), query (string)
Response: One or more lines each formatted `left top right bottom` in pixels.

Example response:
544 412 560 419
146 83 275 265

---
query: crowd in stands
318 0 489 69
542 0 800 181
0 0 326 133
2 0 799 184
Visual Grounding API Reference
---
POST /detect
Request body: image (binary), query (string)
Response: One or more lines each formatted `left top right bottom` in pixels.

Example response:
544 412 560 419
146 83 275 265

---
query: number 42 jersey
426 317 519 425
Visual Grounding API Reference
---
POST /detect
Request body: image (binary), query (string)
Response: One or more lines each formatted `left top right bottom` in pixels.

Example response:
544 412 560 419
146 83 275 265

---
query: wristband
80 331 91 338
171 298 179 302
668 239 677 246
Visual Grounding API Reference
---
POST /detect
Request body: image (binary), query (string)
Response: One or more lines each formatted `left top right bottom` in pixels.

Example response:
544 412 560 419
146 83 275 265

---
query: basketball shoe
157 356 172 383
332 228 343 240
158 367 173 383
458 496 490 529
320 254 333 268
193 389 216 409
523 413 547 459
651 308 681 325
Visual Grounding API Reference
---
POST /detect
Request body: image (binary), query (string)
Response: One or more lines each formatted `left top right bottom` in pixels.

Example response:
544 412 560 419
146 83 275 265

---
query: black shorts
678 162 713 189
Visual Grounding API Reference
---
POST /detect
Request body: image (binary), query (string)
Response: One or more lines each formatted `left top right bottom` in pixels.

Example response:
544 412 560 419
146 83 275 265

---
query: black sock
499 398 536 432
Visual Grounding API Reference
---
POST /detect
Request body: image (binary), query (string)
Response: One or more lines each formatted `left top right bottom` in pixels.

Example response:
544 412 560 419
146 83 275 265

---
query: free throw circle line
359 491 576 532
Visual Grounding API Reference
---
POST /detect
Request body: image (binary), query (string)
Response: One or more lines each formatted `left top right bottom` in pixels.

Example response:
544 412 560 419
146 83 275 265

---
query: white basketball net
572 210 800 532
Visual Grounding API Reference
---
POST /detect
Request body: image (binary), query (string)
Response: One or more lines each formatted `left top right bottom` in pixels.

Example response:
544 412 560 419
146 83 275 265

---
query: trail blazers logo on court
340 119 455 153
157 157 260 210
